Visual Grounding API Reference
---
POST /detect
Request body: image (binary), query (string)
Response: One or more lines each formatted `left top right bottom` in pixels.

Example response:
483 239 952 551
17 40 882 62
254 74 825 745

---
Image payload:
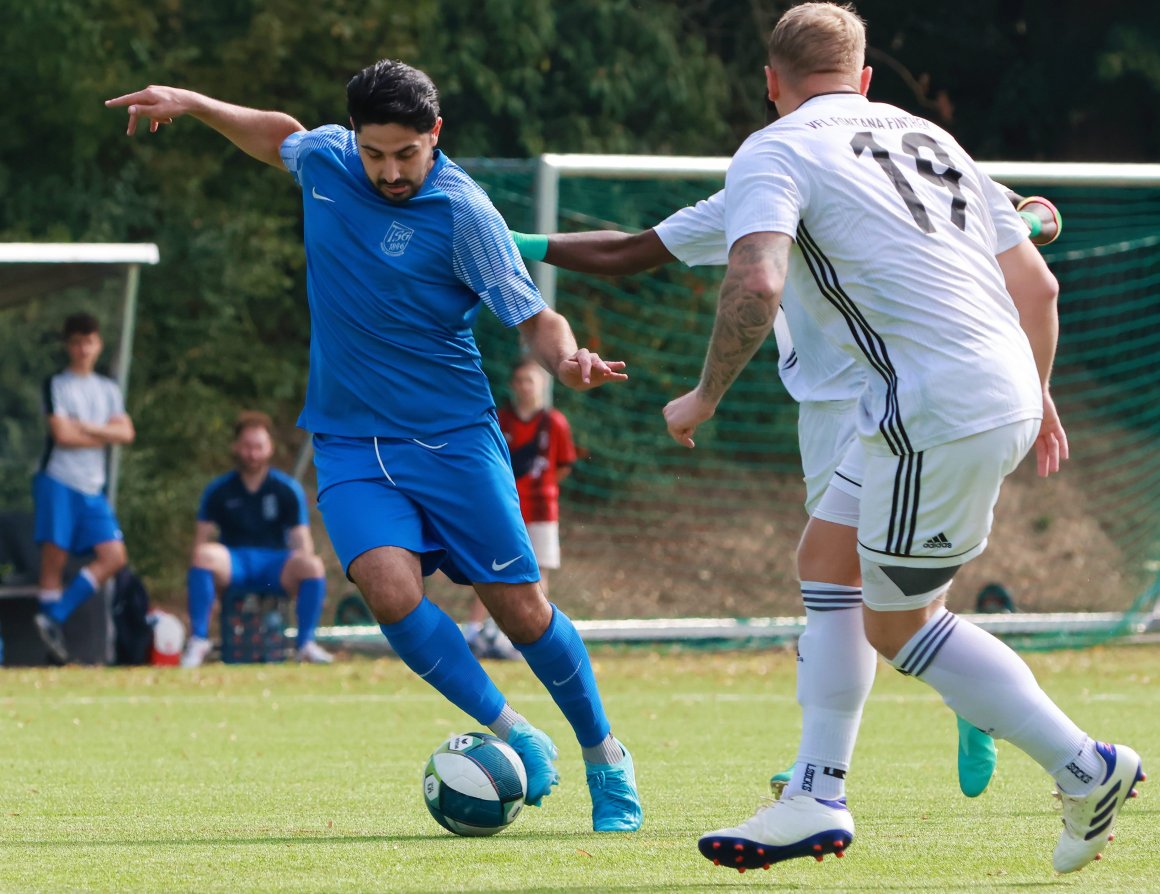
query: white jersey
653 190 865 404
41 369 125 495
725 92 1041 456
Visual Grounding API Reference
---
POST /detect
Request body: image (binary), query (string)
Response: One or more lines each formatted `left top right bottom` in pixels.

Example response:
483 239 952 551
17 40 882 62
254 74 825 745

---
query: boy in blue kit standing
107 60 642 832
182 411 332 668
34 312 136 664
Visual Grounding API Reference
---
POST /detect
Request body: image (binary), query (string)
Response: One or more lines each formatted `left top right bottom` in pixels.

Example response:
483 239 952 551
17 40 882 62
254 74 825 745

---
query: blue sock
187 568 217 639
44 568 96 624
295 577 326 647
516 605 611 748
380 596 506 726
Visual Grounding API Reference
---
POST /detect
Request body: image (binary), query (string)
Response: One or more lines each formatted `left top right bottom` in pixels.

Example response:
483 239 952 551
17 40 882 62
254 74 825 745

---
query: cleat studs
735 856 744 864
762 864 771 870
836 850 845 858
738 868 746 874
833 840 844 847
734 844 744 851
1108 834 1115 842
815 855 824 863
1130 790 1139 798
813 844 823 852
1094 853 1102 861
756 848 765 856
712 842 720 850
713 859 721 866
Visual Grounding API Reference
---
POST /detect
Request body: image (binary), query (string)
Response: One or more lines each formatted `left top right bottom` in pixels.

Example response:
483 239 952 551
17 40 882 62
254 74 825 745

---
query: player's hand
663 389 716 449
1017 196 1062 247
1035 390 1069 477
557 349 627 391
105 86 194 135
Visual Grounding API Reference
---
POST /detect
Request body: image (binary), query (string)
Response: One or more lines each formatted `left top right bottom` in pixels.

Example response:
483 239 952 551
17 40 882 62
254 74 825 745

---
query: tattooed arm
663 232 792 447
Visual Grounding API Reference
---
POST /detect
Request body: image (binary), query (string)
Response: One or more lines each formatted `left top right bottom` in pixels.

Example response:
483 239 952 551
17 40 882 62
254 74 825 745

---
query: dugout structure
0 243 158 664
444 157 1160 652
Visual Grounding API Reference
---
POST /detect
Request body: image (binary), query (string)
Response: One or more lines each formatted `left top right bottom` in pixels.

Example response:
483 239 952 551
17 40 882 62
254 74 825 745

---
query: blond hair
768 2 866 83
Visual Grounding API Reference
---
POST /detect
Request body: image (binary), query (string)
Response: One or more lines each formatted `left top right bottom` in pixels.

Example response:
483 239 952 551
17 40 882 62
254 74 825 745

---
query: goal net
462 157 1160 650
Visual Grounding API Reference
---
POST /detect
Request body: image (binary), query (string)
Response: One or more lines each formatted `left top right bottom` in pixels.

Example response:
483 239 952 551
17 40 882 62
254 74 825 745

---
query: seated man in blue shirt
108 58 642 832
182 411 331 667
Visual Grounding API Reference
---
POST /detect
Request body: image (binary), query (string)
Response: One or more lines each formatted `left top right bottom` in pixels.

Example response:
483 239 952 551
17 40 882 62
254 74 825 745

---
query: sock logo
823 766 847 779
1065 761 1093 785
802 763 816 792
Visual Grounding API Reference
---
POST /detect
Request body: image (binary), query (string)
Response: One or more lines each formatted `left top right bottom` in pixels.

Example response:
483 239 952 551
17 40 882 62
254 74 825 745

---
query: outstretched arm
105 86 305 169
663 232 791 448
512 229 676 276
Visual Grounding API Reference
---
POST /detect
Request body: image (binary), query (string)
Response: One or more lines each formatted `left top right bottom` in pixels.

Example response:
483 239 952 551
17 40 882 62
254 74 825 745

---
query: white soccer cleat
180 635 212 668
1053 742 1144 873
699 795 854 872
297 640 335 664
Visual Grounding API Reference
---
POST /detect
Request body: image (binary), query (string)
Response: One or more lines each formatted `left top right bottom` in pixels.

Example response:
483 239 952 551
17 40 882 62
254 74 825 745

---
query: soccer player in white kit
663 2 1143 875
513 178 1057 831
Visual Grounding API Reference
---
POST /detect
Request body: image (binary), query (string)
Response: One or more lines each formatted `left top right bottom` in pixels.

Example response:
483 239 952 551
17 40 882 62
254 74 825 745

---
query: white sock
892 608 1096 793
784 584 877 801
38 588 62 604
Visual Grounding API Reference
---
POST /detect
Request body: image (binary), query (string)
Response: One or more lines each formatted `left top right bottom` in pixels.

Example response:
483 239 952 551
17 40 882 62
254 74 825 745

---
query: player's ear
859 66 872 96
430 117 443 144
765 65 778 103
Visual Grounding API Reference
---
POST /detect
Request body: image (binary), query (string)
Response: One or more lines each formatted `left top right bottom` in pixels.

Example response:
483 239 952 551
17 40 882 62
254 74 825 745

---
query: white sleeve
48 377 70 417
723 137 805 251
980 174 1028 254
653 190 729 267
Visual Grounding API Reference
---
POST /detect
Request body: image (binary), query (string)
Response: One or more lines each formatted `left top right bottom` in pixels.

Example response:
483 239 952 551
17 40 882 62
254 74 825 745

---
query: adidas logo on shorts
922 532 953 549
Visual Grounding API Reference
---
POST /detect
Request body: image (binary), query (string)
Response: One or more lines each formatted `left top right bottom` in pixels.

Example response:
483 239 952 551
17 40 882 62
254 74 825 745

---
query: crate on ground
220 592 289 664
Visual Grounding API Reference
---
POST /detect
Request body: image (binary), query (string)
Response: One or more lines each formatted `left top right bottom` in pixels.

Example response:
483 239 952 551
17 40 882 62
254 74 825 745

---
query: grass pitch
1 645 1157 893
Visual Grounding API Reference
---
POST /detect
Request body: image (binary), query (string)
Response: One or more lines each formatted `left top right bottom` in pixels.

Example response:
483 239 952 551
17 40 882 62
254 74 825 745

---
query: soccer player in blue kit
107 60 643 832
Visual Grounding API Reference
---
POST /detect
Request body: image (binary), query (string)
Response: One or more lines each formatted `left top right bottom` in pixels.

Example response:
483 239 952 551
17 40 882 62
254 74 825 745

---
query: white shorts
799 399 859 515
857 418 1038 571
526 521 561 570
812 436 866 527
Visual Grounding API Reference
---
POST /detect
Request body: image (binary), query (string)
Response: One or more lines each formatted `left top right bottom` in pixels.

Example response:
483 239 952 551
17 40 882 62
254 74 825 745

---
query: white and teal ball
423 732 527 836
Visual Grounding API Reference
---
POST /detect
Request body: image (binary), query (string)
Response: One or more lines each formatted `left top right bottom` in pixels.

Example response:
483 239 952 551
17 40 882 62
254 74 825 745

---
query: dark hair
510 356 542 380
62 312 100 339
233 410 275 440
347 59 440 132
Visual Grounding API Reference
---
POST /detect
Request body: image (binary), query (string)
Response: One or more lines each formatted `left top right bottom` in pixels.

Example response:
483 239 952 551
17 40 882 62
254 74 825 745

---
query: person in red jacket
468 358 577 658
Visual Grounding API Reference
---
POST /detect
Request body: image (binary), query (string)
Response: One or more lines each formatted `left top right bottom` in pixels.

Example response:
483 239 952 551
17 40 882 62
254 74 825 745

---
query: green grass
1 646 1157 893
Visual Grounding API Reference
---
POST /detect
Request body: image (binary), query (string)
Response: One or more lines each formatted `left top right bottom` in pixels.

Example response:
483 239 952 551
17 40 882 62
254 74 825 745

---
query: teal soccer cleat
507 722 560 807
770 767 793 800
586 740 643 832
957 715 998 798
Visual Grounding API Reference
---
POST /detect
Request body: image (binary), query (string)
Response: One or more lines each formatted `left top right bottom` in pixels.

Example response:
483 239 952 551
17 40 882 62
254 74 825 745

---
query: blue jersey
198 469 309 550
280 127 546 438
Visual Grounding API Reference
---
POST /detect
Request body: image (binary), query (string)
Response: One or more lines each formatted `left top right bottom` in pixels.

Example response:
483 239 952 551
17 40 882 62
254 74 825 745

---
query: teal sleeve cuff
510 231 548 263
1018 210 1043 239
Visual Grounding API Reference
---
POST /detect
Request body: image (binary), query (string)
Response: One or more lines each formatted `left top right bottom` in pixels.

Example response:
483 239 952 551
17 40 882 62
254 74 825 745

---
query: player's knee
191 542 228 574
297 552 325 579
97 540 128 573
860 561 959 657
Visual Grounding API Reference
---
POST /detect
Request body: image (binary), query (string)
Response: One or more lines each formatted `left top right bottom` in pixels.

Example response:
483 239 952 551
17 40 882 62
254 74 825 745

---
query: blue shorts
314 422 538 586
226 547 290 596
33 472 123 554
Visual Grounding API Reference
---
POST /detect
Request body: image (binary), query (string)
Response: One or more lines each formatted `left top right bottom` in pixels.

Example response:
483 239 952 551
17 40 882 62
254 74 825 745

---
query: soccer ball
423 732 527 836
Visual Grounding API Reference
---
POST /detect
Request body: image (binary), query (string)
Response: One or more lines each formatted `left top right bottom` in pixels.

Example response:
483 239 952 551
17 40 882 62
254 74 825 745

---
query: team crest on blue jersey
381 221 415 257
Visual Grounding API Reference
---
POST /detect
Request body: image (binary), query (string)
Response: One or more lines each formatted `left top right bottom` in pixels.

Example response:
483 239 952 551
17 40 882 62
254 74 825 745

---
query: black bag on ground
111 567 152 665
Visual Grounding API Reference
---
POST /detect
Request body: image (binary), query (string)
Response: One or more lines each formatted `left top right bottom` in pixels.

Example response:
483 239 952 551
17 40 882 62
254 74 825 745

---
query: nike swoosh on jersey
311 186 335 203
491 556 522 571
